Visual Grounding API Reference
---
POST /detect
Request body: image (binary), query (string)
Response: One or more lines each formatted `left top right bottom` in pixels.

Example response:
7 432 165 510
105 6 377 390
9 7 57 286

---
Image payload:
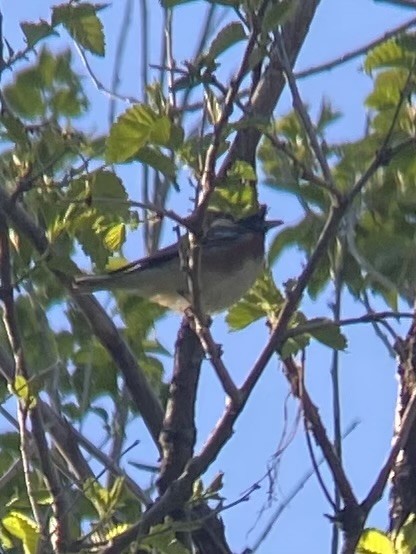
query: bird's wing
107 241 179 276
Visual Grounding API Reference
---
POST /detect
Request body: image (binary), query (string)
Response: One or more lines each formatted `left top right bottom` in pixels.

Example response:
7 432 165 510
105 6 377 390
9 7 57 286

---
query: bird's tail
73 273 123 293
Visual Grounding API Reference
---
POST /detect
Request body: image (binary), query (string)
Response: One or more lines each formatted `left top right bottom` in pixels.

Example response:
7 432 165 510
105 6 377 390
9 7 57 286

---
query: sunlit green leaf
226 270 283 330
395 514 416 554
209 181 257 218
106 104 172 163
2 511 39 554
357 528 395 554
364 38 410 74
104 223 126 251
205 22 246 61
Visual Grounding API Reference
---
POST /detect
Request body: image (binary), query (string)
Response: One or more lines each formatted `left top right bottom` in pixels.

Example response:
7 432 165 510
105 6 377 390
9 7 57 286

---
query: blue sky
1 1 413 553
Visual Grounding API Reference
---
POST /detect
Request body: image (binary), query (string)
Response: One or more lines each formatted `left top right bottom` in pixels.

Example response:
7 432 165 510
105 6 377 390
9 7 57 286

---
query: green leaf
104 223 126 251
9 376 37 409
52 3 106 56
0 113 28 145
268 213 325 265
161 0 197 6
398 33 416 54
226 270 284 330
228 160 257 181
20 21 58 48
71 212 112 268
206 22 246 62
263 0 294 32
3 47 87 119
226 299 265 331
357 528 395 554
209 181 257 219
142 523 189 554
364 39 409 74
135 146 177 179
73 341 118 400
51 88 84 116
280 334 310 359
366 70 406 110
2 511 40 554
206 0 240 5
4 70 44 118
90 170 129 213
395 514 416 554
316 98 342 133
106 104 172 163
179 132 229 170
306 318 347 351
117 293 167 350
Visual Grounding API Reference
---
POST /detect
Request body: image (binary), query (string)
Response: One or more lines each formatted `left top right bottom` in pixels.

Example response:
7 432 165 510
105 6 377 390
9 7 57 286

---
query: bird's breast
139 232 265 313
200 232 265 313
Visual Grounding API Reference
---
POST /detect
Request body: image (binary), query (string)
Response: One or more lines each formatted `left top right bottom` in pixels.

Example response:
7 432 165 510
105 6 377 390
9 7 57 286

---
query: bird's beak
265 219 283 231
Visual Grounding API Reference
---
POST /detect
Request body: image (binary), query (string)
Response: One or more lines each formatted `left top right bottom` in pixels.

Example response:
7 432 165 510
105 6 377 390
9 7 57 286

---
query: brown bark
389 317 416 532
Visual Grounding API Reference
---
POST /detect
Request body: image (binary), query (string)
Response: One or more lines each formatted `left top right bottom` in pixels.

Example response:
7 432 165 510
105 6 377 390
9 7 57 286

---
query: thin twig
108 0 134 124
0 218 59 550
179 4 218 120
0 186 165 450
330 251 344 554
276 32 336 191
0 340 151 507
284 311 414 340
372 0 416 10
139 0 152 254
191 318 240 404
107 382 129 489
304 417 337 508
74 42 138 104
299 351 337 509
283 356 357 507
360 291 398 357
164 7 176 110
265 131 342 200
295 16 416 79
249 421 360 554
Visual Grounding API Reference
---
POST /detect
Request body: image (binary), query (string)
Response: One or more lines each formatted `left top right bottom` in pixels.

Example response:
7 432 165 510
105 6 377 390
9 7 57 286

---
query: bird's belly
144 257 263 313
201 257 263 313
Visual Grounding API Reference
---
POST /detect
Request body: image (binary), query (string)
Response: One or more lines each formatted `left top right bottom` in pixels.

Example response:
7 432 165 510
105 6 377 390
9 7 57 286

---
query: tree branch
217 0 320 178
0 186 165 450
295 15 416 79
0 216 69 552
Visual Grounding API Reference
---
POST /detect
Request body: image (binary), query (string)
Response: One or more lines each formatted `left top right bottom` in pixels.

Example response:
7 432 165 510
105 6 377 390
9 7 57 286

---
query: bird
73 207 282 313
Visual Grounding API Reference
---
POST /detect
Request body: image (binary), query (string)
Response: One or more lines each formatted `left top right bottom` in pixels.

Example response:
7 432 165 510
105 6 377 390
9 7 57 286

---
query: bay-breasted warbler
73 207 282 313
